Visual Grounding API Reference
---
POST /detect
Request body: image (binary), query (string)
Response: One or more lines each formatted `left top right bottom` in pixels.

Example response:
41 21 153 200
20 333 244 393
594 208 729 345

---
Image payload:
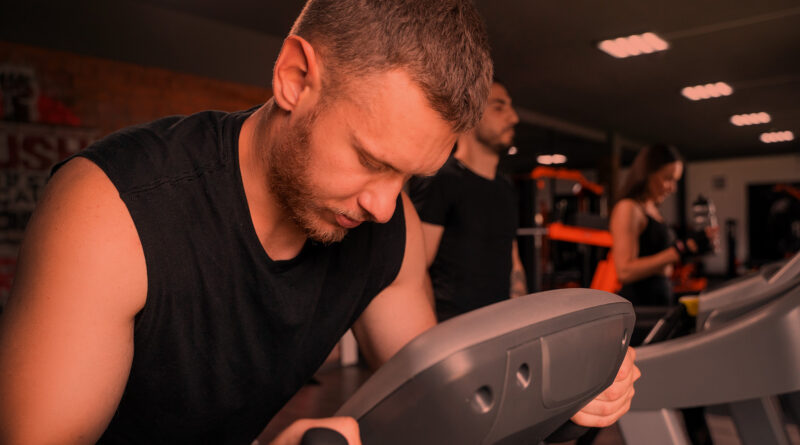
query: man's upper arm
0 158 147 444
351 193 437 369
419 222 444 268
408 175 449 267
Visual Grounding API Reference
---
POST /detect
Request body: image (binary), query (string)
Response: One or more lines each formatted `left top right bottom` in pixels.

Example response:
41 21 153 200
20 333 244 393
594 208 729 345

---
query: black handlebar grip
299 427 349 445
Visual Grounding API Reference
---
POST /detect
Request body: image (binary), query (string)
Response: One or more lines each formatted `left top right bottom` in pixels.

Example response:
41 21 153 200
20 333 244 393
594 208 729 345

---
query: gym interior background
3 0 799 298
0 1 799 443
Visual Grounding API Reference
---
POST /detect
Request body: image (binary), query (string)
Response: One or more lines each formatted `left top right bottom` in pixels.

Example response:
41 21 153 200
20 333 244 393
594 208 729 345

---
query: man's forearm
510 268 527 298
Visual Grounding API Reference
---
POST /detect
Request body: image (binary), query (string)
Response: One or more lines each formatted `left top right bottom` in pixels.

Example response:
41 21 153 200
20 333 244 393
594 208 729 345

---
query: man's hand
269 417 361 445
570 347 641 427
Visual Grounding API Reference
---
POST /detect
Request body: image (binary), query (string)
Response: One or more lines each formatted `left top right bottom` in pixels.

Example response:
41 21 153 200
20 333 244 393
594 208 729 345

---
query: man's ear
272 35 322 112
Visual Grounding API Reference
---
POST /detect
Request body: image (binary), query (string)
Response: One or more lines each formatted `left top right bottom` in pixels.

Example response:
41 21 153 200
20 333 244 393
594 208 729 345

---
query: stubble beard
476 126 514 155
267 111 349 244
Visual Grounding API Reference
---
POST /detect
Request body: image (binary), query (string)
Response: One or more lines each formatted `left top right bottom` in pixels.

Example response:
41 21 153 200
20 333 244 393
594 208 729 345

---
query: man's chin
306 223 348 245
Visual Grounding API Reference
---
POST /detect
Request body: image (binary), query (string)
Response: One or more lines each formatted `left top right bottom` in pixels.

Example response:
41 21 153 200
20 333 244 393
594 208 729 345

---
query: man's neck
453 135 500 180
238 101 309 260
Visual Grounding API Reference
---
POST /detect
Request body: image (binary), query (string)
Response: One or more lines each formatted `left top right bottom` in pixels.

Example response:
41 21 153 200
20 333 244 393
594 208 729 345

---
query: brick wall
0 41 272 136
0 41 272 304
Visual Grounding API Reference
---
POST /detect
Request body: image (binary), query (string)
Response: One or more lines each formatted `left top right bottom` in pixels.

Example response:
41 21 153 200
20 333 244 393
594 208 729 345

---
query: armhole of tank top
630 200 650 235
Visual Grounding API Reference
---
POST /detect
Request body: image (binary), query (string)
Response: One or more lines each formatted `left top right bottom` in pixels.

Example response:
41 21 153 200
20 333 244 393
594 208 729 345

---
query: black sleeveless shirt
619 206 675 306
55 109 406 444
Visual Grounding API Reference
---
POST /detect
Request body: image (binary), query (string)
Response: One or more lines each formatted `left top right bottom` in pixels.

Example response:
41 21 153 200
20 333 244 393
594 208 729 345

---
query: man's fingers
571 392 634 428
594 373 635 402
614 347 636 381
571 346 640 428
572 383 636 427
591 352 640 403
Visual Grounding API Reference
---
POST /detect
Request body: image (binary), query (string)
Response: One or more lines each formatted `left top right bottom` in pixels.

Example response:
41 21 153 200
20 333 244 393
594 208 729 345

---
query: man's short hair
290 0 493 133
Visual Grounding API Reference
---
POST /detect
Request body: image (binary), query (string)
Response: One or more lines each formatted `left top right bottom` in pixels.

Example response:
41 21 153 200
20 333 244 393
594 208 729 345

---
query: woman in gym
610 144 706 307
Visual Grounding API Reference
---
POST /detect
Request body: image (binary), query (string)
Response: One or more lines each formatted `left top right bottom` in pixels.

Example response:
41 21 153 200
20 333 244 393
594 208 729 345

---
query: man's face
474 83 519 153
268 70 457 243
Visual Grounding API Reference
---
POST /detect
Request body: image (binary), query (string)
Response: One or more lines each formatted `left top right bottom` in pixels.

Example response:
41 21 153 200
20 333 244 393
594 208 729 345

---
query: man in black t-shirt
410 80 526 321
410 80 641 438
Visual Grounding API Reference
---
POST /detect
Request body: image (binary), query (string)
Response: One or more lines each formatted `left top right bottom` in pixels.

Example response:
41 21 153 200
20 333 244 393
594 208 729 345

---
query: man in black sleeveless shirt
0 2 638 444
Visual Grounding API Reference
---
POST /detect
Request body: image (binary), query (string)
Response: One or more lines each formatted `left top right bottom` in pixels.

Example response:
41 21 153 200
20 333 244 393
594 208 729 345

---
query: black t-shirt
409 157 518 321
54 109 407 444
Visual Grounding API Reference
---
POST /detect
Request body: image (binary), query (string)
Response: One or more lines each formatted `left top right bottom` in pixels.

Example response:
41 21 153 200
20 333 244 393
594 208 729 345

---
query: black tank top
619 205 675 306
54 109 406 444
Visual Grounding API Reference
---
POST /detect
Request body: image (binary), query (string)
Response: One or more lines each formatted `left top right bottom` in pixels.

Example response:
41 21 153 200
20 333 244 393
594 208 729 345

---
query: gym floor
255 364 800 445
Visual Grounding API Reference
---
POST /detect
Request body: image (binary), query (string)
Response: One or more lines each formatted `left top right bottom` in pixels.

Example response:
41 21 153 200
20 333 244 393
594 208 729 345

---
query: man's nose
358 176 405 223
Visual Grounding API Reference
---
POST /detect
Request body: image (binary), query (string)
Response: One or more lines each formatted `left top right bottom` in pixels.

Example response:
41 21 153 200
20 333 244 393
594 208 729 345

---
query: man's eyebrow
490 97 510 106
351 135 401 173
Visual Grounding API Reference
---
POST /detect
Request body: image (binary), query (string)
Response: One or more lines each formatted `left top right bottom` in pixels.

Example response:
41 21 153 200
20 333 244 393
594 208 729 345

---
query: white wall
685 154 800 274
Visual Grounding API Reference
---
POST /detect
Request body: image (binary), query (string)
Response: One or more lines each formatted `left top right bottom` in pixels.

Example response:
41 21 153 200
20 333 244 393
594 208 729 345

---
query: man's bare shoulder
0 157 147 443
18 156 148 315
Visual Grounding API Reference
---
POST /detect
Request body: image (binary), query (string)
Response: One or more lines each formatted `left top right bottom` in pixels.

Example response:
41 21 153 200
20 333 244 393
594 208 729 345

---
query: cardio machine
619 251 800 445
302 288 634 445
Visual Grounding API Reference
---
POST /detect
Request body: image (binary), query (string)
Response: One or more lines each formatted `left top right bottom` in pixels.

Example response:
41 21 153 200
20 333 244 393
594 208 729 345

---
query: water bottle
691 195 720 253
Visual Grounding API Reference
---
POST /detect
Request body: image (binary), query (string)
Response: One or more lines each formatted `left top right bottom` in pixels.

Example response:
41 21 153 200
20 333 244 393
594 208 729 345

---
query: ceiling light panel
760 131 794 143
598 32 669 58
730 112 771 126
537 154 568 165
681 82 733 101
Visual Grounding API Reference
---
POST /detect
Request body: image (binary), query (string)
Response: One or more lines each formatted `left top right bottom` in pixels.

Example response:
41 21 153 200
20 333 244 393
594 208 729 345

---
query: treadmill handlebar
697 251 800 329
338 289 630 419
336 289 634 445
767 250 800 286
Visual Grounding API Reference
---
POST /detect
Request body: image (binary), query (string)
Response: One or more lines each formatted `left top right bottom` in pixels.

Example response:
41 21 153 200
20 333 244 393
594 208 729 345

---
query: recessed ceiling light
759 131 794 143
598 32 669 58
681 82 733 101
508 146 518 155
537 154 567 165
731 112 771 126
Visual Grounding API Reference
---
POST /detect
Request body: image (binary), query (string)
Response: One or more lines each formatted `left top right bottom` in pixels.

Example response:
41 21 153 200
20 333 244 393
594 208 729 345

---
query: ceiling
4 0 799 171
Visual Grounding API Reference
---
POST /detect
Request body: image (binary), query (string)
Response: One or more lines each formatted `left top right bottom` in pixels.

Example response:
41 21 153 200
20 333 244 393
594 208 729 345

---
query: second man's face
474 82 520 153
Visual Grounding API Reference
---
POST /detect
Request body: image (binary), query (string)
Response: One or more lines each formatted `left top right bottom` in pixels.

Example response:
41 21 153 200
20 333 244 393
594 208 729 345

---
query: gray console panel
336 289 634 445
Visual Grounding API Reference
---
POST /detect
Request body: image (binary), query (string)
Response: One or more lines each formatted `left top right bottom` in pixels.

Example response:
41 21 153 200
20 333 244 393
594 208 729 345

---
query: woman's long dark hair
617 144 683 202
